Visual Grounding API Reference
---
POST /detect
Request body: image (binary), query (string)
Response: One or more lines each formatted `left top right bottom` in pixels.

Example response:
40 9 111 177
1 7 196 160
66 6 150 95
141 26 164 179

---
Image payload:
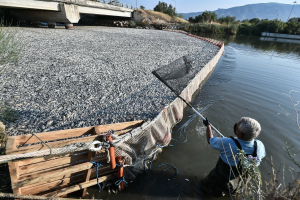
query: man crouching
201 117 266 197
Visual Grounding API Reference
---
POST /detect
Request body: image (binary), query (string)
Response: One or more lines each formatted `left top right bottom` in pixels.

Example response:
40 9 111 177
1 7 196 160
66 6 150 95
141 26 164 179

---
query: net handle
152 71 225 138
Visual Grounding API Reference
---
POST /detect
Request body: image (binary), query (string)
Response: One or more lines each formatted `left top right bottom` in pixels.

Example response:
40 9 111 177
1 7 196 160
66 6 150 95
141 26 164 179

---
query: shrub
0 18 22 122
0 18 23 71
237 23 254 35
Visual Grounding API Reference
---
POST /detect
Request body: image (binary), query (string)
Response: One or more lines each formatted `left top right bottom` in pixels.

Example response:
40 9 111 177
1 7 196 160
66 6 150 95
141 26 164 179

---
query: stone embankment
1 27 219 136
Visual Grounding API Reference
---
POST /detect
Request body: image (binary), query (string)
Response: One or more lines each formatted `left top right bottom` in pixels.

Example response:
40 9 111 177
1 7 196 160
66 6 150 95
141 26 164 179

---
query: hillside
138 9 188 24
181 3 300 21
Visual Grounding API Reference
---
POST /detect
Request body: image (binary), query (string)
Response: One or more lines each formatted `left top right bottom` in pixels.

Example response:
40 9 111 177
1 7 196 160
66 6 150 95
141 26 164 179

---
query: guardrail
97 0 133 9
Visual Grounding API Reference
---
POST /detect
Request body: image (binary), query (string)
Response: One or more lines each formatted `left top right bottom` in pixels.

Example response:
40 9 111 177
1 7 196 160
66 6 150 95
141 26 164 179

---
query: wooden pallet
6 120 144 198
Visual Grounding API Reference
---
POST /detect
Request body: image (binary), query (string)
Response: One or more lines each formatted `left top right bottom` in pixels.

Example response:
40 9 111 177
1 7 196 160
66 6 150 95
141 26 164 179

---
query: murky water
84 35 300 199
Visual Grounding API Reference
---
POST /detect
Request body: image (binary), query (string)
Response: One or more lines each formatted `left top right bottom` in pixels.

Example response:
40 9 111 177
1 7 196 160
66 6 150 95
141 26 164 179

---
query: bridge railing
97 0 133 9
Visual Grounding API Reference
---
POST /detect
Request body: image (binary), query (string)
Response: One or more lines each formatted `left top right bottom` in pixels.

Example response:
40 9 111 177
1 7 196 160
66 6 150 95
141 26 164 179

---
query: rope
0 141 108 164
169 104 211 146
90 161 109 193
115 177 128 186
114 164 131 187
0 192 96 200
169 114 197 146
144 143 178 183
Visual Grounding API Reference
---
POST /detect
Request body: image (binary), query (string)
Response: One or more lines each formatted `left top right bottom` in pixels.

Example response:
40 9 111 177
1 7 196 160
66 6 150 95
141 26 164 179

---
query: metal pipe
106 135 116 169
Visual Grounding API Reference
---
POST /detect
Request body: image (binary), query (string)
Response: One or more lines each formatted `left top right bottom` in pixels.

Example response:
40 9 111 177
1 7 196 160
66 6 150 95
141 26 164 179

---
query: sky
122 0 297 13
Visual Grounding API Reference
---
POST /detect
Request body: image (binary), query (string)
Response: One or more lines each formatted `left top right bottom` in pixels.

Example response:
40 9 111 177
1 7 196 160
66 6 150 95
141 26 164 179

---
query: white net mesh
110 103 181 181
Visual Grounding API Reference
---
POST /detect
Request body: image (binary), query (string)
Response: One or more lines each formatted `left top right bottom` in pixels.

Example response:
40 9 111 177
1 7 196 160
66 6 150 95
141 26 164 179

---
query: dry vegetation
137 9 188 24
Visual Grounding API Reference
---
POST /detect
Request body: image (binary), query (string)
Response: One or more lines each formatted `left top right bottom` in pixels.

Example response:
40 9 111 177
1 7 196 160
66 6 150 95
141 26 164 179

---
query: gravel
0 26 220 136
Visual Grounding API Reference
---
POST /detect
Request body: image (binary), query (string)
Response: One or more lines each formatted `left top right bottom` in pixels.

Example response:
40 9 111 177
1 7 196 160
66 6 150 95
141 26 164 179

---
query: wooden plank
94 120 144 135
6 135 102 155
19 150 106 176
9 120 144 149
8 161 19 183
95 128 133 136
16 150 89 167
20 168 116 195
44 175 115 197
13 188 21 195
7 120 144 197
6 129 132 155
82 151 94 197
5 137 16 151
82 122 97 197
22 176 73 195
19 153 89 176
12 126 94 147
20 172 83 195
12 157 108 189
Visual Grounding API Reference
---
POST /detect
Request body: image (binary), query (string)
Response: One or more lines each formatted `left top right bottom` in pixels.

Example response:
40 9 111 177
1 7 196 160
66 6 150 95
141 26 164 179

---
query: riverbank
182 17 300 36
0 26 219 136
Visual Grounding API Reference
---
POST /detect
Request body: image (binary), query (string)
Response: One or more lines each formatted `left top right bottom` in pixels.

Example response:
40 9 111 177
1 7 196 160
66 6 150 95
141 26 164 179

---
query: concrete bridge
0 0 134 29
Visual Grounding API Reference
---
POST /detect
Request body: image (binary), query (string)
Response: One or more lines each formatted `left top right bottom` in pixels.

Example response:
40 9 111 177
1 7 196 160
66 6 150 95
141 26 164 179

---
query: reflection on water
83 35 300 200
203 34 300 58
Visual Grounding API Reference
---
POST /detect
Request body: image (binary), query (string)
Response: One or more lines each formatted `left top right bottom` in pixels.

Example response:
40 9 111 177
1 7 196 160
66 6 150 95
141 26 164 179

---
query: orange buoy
106 135 116 169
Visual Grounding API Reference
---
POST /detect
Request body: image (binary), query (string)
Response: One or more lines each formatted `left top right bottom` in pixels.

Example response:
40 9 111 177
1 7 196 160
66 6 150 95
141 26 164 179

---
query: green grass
182 23 238 35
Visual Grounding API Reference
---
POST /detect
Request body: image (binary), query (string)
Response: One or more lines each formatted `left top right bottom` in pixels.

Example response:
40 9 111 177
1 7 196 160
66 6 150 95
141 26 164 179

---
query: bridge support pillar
64 23 74 29
33 21 41 27
48 22 56 28
10 3 80 26
18 20 27 26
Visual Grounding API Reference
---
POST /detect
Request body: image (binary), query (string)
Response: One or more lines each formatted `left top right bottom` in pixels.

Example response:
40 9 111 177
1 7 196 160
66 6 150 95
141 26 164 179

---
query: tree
188 17 195 23
219 15 236 24
201 11 218 23
178 14 183 18
249 18 260 25
190 12 217 24
154 1 176 17
140 5 145 10
285 17 300 34
194 14 204 23
242 19 249 23
268 19 285 33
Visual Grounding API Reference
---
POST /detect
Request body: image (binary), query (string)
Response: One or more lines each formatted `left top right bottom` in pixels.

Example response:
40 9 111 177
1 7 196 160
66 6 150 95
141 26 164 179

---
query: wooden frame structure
6 120 144 198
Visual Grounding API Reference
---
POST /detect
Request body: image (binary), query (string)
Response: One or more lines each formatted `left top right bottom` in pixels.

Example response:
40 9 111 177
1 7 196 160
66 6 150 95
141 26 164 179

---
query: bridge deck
0 0 133 25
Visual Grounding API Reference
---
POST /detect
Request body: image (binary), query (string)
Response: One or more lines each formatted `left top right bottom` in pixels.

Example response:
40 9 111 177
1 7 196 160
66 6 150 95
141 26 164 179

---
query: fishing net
152 55 204 96
108 55 207 182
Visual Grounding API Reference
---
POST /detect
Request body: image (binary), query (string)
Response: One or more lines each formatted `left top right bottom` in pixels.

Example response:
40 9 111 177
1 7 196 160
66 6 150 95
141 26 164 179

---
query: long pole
287 1 297 22
152 71 225 138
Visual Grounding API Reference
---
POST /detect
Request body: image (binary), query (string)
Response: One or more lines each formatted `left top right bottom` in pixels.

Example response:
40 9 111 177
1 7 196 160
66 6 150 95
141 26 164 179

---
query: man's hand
203 117 213 144
203 117 210 127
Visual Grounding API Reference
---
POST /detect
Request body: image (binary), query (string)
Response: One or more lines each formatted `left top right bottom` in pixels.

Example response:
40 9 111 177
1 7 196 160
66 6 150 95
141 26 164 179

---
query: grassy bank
137 9 188 25
182 23 238 35
182 18 300 36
